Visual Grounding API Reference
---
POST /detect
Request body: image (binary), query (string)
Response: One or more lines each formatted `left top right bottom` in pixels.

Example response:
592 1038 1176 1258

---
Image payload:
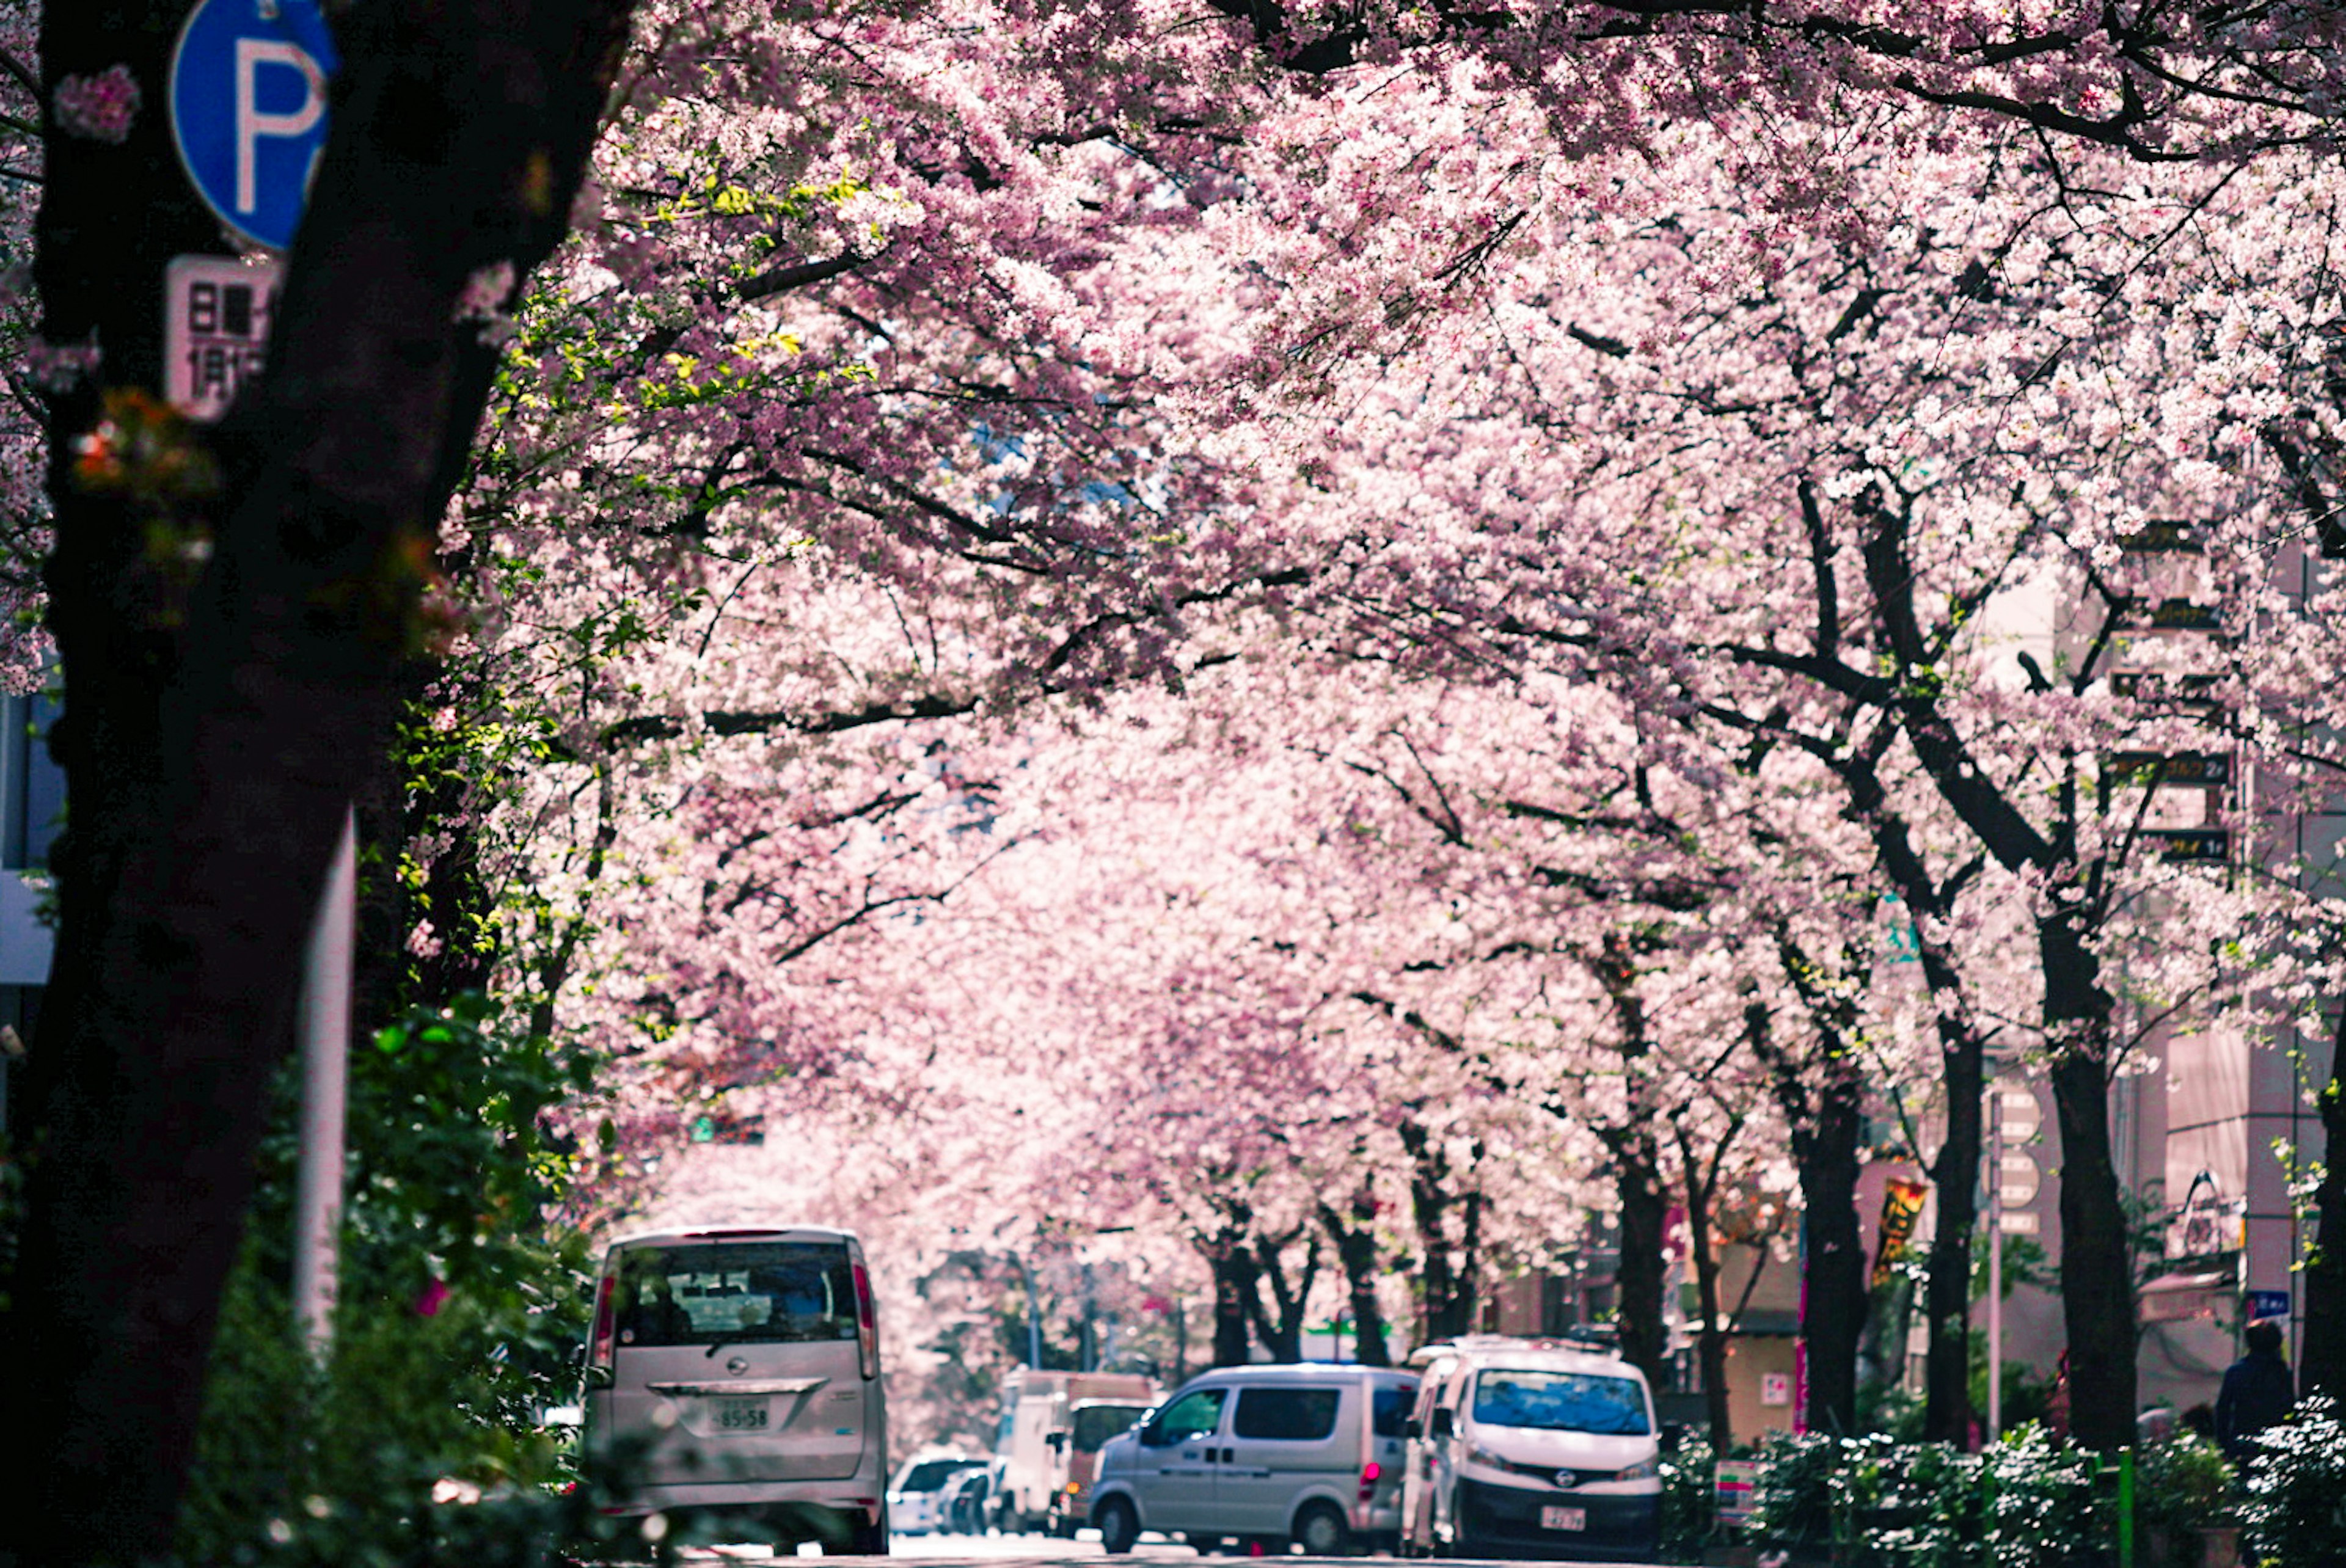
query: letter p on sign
234 38 326 218
170 0 340 252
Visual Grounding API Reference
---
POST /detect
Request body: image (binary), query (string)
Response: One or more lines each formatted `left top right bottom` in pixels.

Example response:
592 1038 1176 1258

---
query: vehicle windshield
610 1240 857 1348
1470 1369 1650 1435
897 1459 980 1492
1072 1404 1149 1452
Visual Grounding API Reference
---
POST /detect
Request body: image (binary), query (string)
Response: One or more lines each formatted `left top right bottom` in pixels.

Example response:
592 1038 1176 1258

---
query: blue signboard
168 0 339 252
2246 1289 2290 1322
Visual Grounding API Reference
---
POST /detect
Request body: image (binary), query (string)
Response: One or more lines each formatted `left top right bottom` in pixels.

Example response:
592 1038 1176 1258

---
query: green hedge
1672 1410 2346 1568
1695 1423 2252 1567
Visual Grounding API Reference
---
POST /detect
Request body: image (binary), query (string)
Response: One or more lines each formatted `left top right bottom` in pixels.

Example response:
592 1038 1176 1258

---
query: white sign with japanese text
164 253 280 422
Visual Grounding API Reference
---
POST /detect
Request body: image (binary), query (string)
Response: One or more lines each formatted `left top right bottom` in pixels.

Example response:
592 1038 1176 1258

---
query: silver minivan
1089 1363 1418 1555
583 1225 889 1552
1401 1336 1661 1561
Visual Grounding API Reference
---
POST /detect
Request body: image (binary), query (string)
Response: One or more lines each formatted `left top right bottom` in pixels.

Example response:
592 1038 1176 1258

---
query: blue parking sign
168 0 339 252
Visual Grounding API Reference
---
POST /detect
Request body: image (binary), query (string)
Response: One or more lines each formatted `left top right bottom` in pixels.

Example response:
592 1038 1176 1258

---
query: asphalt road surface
667 1531 1654 1567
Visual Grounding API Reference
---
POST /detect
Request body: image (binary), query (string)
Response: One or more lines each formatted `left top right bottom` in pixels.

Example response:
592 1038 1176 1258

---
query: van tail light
587 1272 617 1384
1359 1460 1381 1502
852 1261 880 1380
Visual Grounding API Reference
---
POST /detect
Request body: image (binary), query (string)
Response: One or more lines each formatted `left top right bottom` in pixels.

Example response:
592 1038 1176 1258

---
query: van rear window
1372 1386 1412 1439
611 1239 857 1347
1233 1387 1340 1442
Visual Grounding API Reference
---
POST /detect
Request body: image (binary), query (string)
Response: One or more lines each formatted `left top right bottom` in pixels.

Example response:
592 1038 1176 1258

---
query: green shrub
1833 1435 1989 1568
1658 1429 1716 1563
1739 1424 2125 1567
176 992 602 1564
2238 1395 2346 1568
2135 1431 2234 1539
1751 1431 1843 1546
1982 1423 2103 1568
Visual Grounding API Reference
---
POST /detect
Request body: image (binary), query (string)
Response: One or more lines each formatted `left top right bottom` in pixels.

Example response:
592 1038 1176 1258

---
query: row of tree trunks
1818 742 1989 1446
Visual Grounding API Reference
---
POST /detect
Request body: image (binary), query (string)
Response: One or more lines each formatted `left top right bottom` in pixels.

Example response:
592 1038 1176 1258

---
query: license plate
712 1398 769 1431
1539 1505 1585 1532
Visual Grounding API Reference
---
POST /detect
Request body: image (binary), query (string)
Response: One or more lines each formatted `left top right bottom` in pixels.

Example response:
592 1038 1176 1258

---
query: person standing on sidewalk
2215 1319 2296 1461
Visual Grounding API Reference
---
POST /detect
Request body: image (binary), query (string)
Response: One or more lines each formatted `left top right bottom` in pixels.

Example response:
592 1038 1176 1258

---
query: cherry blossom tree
1219 120 2346 1448
17 0 2346 1547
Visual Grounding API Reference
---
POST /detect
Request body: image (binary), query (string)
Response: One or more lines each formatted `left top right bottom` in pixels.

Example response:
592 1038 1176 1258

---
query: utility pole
291 809 356 1352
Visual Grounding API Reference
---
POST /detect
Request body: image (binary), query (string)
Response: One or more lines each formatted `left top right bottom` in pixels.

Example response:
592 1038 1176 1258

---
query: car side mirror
1429 1409 1455 1440
1140 1421 1174 1449
1046 1431 1068 1451
1404 1417 1422 1441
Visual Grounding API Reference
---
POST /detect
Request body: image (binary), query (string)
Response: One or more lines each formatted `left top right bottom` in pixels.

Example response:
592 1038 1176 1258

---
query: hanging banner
1871 1178 1929 1288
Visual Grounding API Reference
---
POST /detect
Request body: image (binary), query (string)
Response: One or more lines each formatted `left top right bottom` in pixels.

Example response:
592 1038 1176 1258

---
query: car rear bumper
605 1482 883 1522
1455 1476 1658 1559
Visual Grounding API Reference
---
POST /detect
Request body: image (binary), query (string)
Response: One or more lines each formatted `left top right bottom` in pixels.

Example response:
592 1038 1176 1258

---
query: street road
669 1532 1655 1567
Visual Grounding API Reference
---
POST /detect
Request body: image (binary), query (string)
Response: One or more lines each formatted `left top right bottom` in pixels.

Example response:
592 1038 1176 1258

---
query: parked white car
886 1453 988 1536
1401 1336 1662 1561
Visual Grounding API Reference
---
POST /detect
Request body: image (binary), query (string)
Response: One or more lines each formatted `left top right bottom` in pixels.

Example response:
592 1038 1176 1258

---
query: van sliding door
1219 1385 1346 1534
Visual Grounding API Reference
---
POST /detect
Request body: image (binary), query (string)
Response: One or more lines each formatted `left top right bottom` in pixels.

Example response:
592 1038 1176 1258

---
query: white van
1088 1363 1418 1556
1400 1336 1661 1561
991 1368 1158 1533
583 1225 889 1553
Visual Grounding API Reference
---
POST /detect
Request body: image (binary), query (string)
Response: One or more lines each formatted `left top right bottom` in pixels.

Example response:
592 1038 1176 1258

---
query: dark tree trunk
1592 933 1668 1390
2304 1002 2346 1400
1919 968 1983 1446
1318 1189 1393 1366
1246 1227 1318 1362
1794 1071 1866 1436
1207 1233 1262 1368
1832 740 1983 1447
1755 965 1869 1439
2041 914 2135 1451
1400 1118 1480 1342
1613 1137 1670 1392
1678 1152 1733 1453
2 4 632 1560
